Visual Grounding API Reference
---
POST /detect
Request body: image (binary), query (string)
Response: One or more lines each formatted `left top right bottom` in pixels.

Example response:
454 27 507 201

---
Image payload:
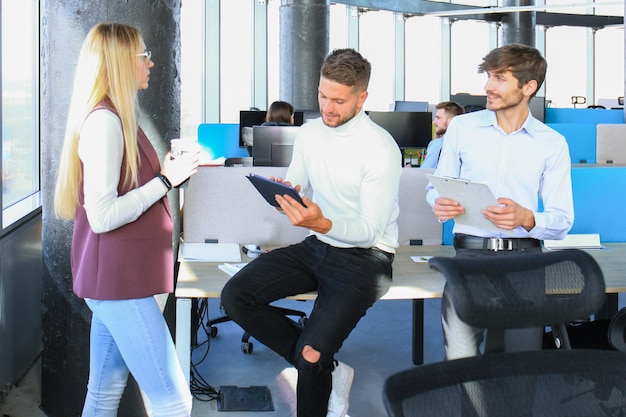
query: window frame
1 0 42 234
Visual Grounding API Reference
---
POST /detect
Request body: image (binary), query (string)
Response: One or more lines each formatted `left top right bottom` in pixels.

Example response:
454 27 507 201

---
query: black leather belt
453 234 541 252
371 247 394 262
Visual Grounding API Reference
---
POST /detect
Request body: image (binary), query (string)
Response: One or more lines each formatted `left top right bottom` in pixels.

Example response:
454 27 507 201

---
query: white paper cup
170 138 200 158
169 138 200 189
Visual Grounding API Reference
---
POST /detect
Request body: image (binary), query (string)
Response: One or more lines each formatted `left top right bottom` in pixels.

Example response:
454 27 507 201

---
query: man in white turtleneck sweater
221 49 401 417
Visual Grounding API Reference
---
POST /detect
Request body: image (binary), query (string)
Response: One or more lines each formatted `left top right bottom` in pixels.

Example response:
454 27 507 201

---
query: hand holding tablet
246 173 306 208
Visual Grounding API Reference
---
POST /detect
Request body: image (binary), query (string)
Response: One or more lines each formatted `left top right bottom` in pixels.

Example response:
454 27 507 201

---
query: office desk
175 243 626 382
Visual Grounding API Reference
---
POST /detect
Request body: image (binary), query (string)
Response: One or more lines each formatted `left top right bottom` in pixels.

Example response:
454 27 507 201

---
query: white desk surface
176 245 455 300
175 242 626 382
176 243 626 300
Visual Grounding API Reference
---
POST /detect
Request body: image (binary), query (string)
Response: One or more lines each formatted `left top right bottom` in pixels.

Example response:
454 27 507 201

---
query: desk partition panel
198 123 250 160
570 165 626 242
548 123 597 163
545 108 624 124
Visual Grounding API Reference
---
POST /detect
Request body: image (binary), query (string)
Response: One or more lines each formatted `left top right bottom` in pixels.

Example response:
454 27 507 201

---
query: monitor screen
239 110 304 147
252 125 301 167
394 101 429 112
366 111 433 149
450 94 546 122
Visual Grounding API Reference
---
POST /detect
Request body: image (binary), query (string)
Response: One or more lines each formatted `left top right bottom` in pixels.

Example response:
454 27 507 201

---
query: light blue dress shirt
420 137 443 169
425 109 574 240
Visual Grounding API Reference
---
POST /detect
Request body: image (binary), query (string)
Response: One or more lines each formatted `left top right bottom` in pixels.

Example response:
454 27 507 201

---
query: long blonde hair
54 22 144 220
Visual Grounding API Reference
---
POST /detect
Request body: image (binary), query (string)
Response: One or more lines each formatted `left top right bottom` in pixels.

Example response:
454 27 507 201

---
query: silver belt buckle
488 237 513 251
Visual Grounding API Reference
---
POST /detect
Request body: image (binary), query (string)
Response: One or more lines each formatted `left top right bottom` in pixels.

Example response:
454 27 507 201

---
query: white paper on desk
180 243 242 262
544 233 604 250
218 262 249 277
426 174 501 232
411 255 433 263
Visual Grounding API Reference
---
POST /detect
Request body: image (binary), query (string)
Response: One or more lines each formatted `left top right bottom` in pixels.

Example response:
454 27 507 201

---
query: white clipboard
426 174 502 232
179 243 242 262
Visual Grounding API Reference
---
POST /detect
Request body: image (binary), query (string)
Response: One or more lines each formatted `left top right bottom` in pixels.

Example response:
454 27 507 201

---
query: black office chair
383 249 616 417
384 349 626 417
197 298 308 354
430 249 606 352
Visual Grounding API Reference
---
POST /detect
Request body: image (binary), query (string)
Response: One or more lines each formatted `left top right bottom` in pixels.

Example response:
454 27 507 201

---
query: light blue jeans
83 297 192 417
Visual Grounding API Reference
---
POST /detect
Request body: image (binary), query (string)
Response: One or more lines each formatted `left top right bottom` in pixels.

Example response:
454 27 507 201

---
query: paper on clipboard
426 174 502 232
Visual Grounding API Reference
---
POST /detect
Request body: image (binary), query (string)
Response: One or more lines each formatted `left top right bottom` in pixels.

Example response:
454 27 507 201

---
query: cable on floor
190 298 220 401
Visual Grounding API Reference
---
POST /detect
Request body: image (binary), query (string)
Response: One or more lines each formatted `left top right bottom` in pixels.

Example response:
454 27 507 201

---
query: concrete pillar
280 0 329 112
501 0 536 46
40 1 181 415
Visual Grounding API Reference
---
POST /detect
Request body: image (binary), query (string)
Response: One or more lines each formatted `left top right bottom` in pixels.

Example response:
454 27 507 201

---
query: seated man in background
420 101 464 168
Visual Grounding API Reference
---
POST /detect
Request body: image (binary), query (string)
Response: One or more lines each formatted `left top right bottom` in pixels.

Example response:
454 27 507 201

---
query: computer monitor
529 96 546 123
394 101 429 112
450 94 546 122
450 93 487 112
598 98 624 110
366 111 433 149
252 125 301 166
239 110 304 147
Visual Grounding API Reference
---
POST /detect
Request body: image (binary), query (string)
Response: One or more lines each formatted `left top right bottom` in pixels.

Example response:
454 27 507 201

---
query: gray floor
0 297 444 417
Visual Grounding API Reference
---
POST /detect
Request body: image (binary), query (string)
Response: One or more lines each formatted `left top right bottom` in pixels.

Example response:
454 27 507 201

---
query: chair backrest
428 249 606 331
383 349 626 417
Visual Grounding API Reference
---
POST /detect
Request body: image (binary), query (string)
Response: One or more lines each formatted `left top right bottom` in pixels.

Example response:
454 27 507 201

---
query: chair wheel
241 341 253 354
209 326 218 338
298 317 308 327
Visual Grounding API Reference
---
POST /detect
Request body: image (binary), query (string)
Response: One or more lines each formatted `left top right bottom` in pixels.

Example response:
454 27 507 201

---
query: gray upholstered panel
182 166 442 247
183 166 305 246
397 167 442 246
596 124 626 164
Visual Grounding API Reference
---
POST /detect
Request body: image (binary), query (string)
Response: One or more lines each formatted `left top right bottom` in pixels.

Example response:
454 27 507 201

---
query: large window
545 26 588 107
594 26 624 106
359 9 396 111
180 0 204 139
220 0 254 123
405 15 443 105
267 0 281 106
1 0 40 229
181 1 624 144
450 20 492 96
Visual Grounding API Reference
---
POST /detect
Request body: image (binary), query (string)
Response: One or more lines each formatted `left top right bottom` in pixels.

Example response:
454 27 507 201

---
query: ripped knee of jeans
301 344 321 363
294 345 333 374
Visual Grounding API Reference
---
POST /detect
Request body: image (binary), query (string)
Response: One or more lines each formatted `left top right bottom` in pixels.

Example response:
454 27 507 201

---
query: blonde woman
54 22 197 417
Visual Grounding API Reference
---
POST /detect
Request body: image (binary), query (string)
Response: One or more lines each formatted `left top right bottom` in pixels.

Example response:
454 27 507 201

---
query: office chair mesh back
428 249 606 330
384 250 619 417
384 349 626 417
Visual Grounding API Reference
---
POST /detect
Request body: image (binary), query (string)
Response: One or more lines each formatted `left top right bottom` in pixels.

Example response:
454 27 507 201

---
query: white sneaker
327 361 354 417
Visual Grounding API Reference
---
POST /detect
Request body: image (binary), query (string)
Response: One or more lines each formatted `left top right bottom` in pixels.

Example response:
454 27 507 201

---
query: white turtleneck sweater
286 109 402 253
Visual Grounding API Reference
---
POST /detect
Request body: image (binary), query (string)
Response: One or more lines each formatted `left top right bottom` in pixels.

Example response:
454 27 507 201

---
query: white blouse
78 109 166 234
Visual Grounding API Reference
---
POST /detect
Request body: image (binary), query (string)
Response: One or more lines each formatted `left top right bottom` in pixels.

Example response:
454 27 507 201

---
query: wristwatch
156 173 172 191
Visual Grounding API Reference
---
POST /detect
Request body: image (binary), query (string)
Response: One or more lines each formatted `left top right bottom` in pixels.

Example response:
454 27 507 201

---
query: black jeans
221 235 393 417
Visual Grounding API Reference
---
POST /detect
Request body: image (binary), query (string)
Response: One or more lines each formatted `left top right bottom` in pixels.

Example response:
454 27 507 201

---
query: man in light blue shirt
420 101 464 169
426 44 574 360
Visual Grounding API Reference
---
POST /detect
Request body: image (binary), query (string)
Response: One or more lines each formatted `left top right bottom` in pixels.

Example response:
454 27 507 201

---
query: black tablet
246 173 306 207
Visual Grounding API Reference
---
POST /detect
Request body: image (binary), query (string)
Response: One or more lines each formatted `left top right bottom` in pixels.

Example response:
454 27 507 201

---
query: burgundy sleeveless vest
71 102 173 299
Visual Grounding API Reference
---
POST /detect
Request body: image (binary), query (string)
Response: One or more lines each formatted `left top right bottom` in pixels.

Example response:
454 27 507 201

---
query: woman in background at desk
54 22 198 417
262 100 295 126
